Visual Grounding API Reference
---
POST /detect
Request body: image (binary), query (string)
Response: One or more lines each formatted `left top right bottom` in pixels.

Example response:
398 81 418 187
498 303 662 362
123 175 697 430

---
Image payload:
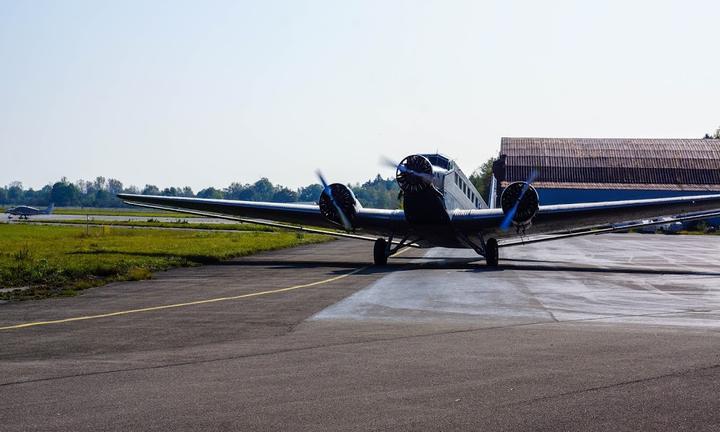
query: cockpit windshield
420 153 451 170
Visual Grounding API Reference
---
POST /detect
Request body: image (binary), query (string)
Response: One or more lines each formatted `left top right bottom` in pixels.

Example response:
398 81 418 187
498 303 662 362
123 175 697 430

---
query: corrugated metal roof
499 137 720 190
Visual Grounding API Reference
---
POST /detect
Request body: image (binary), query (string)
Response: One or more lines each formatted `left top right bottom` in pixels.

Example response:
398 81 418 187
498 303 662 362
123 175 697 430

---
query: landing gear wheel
373 238 388 266
485 238 499 267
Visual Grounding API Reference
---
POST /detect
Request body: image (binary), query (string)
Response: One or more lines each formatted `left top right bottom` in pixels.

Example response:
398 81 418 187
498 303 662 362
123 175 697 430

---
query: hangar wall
492 137 720 225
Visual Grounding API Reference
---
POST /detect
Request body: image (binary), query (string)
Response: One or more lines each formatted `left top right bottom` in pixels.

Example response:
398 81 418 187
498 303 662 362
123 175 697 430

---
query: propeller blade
380 156 398 170
500 169 538 232
316 170 353 232
335 203 353 232
500 206 518 231
381 155 435 184
526 169 539 185
316 170 329 189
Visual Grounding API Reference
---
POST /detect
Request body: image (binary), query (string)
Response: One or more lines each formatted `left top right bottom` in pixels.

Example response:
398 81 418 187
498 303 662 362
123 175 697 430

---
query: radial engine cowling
396 154 433 193
501 181 540 228
319 183 359 227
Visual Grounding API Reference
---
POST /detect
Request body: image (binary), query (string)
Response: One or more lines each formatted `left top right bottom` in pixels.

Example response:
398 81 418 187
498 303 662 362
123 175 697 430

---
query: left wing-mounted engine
318 183 359 229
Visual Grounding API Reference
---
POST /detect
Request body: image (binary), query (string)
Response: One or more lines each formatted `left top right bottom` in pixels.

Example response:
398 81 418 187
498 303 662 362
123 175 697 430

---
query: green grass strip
0 224 329 301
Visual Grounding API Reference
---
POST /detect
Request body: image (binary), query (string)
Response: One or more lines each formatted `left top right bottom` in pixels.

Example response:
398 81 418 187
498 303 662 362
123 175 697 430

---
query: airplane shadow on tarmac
224 257 720 278
71 250 720 278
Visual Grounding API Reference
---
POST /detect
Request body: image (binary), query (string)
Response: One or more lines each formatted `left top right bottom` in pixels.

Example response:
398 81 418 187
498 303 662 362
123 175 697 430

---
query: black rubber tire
373 238 388 266
485 238 499 267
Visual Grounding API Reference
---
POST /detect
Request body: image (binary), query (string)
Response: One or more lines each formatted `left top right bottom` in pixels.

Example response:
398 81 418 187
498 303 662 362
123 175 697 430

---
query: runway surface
1 234 720 431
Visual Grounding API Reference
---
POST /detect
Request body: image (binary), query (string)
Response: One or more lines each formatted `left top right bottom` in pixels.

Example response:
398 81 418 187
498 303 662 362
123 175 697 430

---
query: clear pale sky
1 0 718 191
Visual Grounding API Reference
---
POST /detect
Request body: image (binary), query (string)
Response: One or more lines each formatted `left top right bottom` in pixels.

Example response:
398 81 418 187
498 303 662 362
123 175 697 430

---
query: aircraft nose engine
319 183 358 228
501 181 539 228
396 155 434 193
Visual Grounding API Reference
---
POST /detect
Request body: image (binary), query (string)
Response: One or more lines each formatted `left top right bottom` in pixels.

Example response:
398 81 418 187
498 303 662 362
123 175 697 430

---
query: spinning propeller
381 156 435 184
316 170 354 232
500 169 539 231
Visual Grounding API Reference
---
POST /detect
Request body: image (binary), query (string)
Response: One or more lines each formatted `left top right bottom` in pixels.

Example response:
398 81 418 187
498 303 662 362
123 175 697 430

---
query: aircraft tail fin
44 203 55 214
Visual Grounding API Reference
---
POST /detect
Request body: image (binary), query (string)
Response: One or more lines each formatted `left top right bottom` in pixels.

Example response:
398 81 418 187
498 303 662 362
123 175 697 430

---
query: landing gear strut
373 238 388 266
373 234 414 266
485 238 499 267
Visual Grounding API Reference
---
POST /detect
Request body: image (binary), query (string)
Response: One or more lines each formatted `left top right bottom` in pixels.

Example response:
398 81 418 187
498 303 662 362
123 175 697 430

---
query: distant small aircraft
5 203 54 220
119 153 720 266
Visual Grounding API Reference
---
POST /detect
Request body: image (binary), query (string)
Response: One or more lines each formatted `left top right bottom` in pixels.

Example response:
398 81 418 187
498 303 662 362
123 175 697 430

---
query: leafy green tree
7 181 23 203
224 182 248 200
107 179 123 195
197 187 224 199
350 175 400 209
703 126 720 139
272 187 298 202
94 176 106 192
38 185 52 204
161 187 181 196
298 184 323 203
94 189 112 206
21 187 49 206
469 157 497 203
233 184 257 200
252 178 274 201
123 185 140 194
3 173 420 209
142 185 160 195
50 181 80 206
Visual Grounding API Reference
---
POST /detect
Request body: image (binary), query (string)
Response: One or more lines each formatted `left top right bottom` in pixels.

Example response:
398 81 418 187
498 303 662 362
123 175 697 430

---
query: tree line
6 126 720 209
0 175 403 209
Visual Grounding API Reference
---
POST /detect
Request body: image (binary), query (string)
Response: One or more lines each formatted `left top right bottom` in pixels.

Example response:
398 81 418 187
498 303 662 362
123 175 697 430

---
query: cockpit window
421 153 450 170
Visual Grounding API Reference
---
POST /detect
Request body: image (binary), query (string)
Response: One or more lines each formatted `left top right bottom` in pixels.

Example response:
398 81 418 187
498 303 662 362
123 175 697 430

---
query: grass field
53 208 203 218
1 206 203 218
0 224 329 301
27 218 275 232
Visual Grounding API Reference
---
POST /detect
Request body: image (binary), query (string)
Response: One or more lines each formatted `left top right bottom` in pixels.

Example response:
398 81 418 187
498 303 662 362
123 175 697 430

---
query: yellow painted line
0 266 369 331
0 246 416 332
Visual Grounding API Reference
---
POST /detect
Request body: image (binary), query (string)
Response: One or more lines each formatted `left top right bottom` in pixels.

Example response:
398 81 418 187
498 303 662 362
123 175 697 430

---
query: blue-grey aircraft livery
5 203 54 220
118 154 720 266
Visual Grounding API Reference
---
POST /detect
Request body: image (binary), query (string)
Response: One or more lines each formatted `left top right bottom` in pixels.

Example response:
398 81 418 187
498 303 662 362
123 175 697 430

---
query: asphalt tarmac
1 234 720 431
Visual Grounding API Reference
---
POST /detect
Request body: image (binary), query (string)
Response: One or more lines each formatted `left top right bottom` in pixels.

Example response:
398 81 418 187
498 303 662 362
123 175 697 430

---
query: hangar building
490 137 720 208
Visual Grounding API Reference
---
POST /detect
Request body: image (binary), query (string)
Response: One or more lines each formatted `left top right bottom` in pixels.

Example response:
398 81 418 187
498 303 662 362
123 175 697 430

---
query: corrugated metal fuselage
401 162 484 248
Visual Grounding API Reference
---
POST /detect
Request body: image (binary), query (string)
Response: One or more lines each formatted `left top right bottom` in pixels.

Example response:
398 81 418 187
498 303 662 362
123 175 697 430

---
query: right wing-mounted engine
500 181 539 230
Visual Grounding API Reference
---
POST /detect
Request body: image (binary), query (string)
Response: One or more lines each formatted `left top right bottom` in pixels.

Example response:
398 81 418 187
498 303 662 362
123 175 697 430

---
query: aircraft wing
117 193 407 239
497 209 720 248
119 193 720 248
451 193 720 238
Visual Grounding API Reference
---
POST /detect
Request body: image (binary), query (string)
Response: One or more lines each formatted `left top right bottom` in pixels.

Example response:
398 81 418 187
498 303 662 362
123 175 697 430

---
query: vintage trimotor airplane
118 154 720 266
